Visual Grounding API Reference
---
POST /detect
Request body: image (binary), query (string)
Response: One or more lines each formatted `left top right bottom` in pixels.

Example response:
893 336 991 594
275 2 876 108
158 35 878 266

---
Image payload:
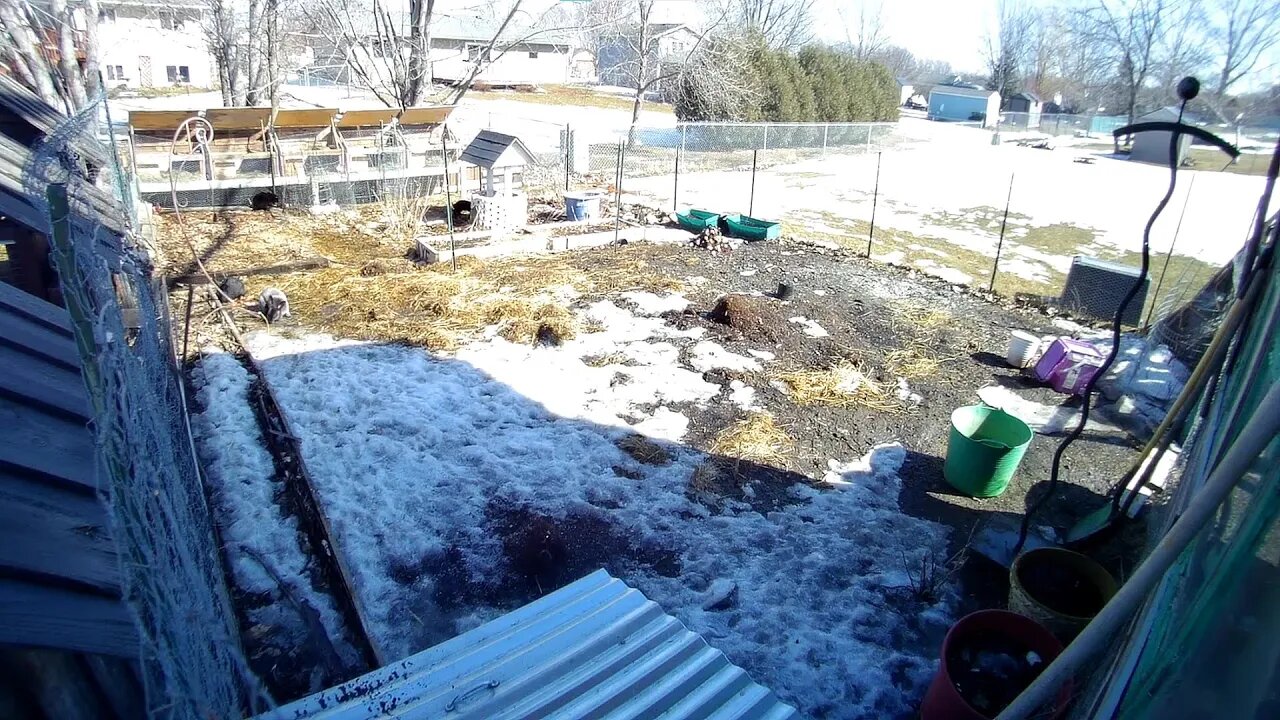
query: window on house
106 64 125 81
466 44 491 62
99 8 116 22
528 51 539 59
166 65 190 83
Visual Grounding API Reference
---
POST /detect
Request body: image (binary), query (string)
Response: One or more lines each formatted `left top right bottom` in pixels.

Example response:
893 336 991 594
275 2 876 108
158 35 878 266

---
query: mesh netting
24 96 268 718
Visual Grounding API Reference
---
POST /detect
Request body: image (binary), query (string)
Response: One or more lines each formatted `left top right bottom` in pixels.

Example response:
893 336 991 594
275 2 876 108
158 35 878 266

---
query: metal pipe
996 380 1280 720
564 124 571 191
867 151 881 257
989 172 1015 292
749 149 758 216
673 145 680 212
613 140 623 245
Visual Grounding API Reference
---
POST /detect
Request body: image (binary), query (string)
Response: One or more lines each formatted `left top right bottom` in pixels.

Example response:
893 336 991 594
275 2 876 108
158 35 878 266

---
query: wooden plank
0 647 110 720
205 107 271 131
0 394 95 491
0 343 90 420
0 580 138 657
273 108 339 129
0 308 82 370
0 472 119 594
81 654 146 720
397 105 453 126
126 109 199 132
0 280 73 334
335 108 398 128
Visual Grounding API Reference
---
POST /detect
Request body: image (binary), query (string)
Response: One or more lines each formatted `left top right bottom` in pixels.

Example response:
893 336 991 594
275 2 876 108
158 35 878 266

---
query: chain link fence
26 95 268 717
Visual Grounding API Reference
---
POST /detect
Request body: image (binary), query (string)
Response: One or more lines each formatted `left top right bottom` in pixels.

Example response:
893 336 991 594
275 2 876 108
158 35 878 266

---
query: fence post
866 125 872 152
867 151 881 257
989 172 1015 292
762 124 768 151
564 124 571 191
749 149 758 216
613 140 624 245
822 124 829 155
442 132 457 271
673 144 680 212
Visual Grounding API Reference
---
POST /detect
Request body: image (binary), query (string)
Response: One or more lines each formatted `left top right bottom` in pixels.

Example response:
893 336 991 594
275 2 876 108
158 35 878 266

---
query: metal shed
260 569 800 720
927 86 1001 127
1128 107 1193 166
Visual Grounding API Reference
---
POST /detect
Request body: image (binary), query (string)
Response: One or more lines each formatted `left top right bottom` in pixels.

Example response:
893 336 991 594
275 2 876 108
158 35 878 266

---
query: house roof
259 570 801 720
459 130 535 169
1013 91 1041 102
929 85 998 100
428 13 577 46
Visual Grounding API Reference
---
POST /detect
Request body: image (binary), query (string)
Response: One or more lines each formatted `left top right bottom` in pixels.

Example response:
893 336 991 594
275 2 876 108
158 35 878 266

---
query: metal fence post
564 124 571 191
613 140 624 245
749 149 758 216
866 125 872 152
762 124 768 151
989 172 1015 292
673 144 680 212
867 151 881 257
822 124 829 155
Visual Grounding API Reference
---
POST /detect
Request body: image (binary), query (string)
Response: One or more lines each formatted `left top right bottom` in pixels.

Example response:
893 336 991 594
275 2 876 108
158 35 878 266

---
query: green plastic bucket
943 405 1033 497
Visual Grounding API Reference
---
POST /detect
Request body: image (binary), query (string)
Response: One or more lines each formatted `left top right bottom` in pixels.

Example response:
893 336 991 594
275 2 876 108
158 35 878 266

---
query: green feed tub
943 405 1033 497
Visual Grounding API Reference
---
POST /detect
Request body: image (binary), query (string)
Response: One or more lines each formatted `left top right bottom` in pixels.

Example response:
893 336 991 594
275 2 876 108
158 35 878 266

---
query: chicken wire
25 97 268 717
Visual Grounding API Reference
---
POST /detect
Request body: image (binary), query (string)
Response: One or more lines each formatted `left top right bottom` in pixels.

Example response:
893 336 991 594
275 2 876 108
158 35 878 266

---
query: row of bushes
676 39 900 123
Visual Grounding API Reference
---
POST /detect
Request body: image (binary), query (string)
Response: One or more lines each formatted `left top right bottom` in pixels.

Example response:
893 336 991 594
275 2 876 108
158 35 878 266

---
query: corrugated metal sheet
260 570 799 720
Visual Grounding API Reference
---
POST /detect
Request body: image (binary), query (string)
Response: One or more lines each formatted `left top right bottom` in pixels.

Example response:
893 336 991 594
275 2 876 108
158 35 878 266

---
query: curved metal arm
1114 121 1241 159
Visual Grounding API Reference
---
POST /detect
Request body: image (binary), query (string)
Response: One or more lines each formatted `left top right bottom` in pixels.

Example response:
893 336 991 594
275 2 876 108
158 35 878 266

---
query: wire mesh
24 95 268 718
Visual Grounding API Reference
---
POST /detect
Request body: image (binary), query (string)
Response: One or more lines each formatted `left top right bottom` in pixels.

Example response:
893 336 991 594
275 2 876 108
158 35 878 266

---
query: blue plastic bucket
564 191 602 221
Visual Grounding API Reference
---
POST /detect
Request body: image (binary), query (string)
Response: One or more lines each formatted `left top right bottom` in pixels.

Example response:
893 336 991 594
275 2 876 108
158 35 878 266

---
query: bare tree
1074 0 1166 124
1152 2 1211 99
724 0 814 49
838 1 887 61
983 0 1033 100
1206 0 1280 100
203 0 243 105
0 0 102 111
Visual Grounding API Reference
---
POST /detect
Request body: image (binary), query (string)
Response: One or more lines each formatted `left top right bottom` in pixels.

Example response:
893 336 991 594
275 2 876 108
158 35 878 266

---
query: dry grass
884 345 944 380
253 245 680 350
893 303 953 331
710 412 795 465
616 434 673 466
776 362 899 411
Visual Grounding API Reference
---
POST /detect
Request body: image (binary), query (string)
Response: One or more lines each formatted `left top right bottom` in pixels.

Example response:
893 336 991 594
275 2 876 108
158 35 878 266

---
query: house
93 0 213 88
596 23 699 97
304 14 595 90
1005 91 1042 128
1128 107 1194 165
927 85 1001 127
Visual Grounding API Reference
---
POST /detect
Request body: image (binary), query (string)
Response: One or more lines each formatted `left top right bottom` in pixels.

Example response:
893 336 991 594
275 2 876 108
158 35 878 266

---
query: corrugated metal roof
459 130 535 169
259 569 800 720
929 85 998 100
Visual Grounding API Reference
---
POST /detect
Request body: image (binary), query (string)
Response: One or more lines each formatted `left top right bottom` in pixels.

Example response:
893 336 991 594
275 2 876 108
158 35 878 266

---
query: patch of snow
688 341 762 373
896 377 923 406
728 379 758 410
243 307 956 717
912 259 974 285
789 316 830 338
813 289 827 296
189 349 358 667
748 349 777 361
621 290 689 316
739 269 758 277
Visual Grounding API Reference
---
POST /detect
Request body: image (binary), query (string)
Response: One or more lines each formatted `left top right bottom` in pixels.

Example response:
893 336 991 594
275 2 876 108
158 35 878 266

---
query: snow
789 316 831 338
728 379 758 410
241 298 956 718
748 349 777 361
688 340 763 373
189 349 358 668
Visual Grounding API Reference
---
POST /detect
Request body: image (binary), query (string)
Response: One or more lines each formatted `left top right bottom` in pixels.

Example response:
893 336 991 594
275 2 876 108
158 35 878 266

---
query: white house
93 0 214 89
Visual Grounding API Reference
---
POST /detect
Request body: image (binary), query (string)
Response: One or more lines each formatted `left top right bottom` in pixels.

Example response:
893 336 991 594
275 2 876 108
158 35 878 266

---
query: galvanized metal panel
260 570 799 720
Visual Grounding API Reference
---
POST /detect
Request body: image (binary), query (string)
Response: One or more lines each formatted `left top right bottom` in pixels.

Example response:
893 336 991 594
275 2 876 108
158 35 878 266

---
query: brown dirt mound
709 293 788 343
615 434 672 465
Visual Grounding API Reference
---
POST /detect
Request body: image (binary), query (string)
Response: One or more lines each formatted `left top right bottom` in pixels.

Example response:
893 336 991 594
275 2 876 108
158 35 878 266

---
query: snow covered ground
624 118 1275 285
189 350 361 681
235 294 957 718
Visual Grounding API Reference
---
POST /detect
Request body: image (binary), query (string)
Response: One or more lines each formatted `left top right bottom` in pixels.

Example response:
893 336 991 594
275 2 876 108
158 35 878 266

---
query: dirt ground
596 238 1145 610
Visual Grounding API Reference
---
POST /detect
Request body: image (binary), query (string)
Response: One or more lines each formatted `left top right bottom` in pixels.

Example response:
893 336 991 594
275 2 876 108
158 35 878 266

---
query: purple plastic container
1034 338 1105 395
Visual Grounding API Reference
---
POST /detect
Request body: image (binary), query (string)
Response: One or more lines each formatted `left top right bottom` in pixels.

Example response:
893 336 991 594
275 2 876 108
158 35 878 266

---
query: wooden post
989 172 1015 292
